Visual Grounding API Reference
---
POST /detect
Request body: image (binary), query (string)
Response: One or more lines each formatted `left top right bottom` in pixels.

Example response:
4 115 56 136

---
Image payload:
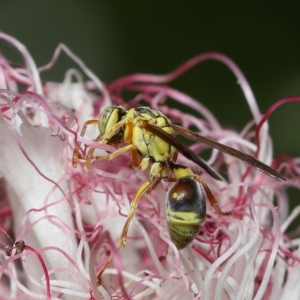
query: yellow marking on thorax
125 112 176 164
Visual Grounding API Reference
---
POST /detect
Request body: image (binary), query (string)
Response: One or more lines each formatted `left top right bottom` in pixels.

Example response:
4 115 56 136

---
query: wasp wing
143 122 223 181
171 124 285 182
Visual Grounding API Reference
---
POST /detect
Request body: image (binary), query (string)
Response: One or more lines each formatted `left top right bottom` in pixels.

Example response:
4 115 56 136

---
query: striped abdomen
166 177 206 249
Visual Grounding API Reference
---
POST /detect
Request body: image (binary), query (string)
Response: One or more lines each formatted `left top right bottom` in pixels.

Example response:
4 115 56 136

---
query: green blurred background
1 2 299 225
1 2 299 156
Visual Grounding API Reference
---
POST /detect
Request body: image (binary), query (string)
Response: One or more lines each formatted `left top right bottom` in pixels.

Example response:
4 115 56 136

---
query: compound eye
98 105 127 136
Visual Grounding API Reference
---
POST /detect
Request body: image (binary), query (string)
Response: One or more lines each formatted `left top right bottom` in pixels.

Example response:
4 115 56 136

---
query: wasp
72 105 285 284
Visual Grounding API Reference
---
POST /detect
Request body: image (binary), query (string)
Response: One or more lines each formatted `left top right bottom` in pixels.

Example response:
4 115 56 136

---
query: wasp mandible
72 105 285 284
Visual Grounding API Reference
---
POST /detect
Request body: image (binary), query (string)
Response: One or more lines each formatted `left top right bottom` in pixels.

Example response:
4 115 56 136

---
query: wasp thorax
166 177 206 249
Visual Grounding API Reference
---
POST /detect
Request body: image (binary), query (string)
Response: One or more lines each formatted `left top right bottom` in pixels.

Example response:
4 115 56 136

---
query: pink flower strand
0 32 299 300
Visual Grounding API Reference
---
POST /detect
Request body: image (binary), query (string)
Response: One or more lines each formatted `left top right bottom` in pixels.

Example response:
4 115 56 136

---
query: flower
0 32 299 300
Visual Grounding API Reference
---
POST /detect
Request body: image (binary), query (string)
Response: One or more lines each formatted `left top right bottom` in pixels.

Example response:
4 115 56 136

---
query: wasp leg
86 117 141 169
130 144 141 168
96 179 152 285
72 120 98 167
103 118 127 141
84 144 135 168
147 177 162 193
96 256 113 286
82 133 102 168
74 118 128 168
118 180 152 247
194 174 231 216
85 144 140 169
171 150 179 163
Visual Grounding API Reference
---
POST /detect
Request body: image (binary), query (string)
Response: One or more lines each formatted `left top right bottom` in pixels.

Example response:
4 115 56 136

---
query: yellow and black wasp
72 105 285 284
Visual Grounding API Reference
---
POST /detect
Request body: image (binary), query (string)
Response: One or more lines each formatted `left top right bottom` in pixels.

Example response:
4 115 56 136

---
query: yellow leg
194 174 230 216
102 118 127 141
85 144 135 168
118 180 152 248
97 179 152 285
82 134 102 168
73 118 128 168
72 120 98 167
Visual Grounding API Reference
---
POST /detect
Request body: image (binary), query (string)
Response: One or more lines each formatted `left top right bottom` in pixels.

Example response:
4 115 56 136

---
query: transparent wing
171 123 285 182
